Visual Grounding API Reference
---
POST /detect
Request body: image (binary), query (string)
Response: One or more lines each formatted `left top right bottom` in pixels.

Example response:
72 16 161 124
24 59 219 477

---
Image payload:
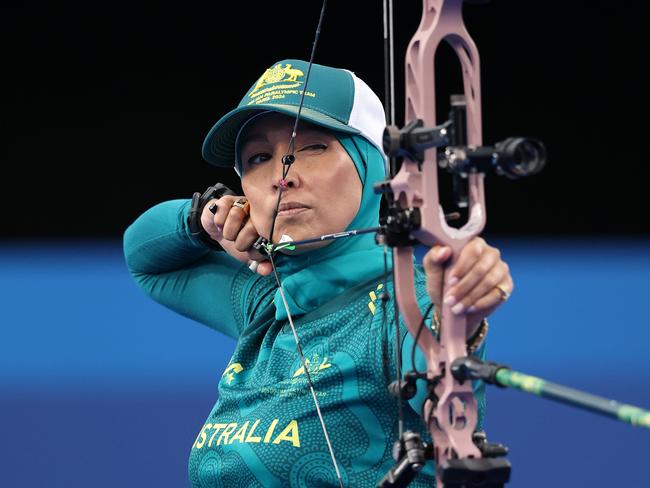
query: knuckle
213 208 226 226
222 223 238 241
228 210 243 225
475 262 489 276
200 213 212 230
471 243 484 259
423 250 437 269
464 290 480 306
487 270 501 287
217 195 237 211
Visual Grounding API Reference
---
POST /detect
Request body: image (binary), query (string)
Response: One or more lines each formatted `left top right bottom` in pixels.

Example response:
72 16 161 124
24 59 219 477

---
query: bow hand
423 237 513 335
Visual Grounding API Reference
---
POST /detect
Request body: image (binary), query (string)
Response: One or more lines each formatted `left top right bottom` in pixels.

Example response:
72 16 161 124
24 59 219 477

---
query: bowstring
268 254 343 486
382 0 407 443
267 0 328 249
263 2 343 487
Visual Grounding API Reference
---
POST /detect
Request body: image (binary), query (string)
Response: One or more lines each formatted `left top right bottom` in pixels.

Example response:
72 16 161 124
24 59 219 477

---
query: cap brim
201 104 361 167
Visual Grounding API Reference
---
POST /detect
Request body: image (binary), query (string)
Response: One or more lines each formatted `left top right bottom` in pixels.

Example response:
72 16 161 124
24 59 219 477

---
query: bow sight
376 94 546 248
382 94 546 206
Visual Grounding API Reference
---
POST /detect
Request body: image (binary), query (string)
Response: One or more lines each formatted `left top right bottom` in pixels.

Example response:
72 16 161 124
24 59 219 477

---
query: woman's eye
247 152 271 165
299 143 328 153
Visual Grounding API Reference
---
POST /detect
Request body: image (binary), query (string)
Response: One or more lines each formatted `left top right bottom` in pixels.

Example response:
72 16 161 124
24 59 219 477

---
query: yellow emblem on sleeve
368 283 384 315
221 363 244 385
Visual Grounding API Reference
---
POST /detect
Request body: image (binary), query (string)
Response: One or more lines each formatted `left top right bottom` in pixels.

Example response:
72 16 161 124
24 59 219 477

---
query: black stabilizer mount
376 431 433 487
450 356 509 387
373 181 421 247
381 207 421 247
388 371 427 401
383 119 451 169
473 431 509 459
439 457 511 488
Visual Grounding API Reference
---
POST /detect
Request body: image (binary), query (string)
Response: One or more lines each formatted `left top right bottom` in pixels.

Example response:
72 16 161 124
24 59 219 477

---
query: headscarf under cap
239 127 390 321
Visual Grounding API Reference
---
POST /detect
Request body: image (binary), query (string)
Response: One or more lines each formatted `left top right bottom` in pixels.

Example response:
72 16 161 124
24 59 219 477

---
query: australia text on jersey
193 418 301 449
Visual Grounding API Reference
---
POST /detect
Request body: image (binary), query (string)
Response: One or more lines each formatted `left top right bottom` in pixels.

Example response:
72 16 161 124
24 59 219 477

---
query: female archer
123 58 513 487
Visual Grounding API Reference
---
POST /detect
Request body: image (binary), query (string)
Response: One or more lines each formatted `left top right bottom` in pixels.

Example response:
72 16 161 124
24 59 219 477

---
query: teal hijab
264 134 388 321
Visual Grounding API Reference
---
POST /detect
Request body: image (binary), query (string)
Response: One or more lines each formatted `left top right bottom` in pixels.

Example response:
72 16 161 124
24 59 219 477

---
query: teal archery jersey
124 199 487 488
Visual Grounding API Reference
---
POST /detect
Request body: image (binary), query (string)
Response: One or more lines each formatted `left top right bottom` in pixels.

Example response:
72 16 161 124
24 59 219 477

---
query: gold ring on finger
495 284 511 302
232 197 250 216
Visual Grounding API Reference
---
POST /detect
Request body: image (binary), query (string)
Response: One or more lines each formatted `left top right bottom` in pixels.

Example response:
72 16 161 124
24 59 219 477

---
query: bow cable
383 0 410 444
383 0 396 130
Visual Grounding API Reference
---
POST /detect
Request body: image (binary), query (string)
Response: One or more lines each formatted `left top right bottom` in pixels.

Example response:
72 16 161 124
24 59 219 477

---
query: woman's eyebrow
298 127 328 136
242 128 329 149
241 133 268 145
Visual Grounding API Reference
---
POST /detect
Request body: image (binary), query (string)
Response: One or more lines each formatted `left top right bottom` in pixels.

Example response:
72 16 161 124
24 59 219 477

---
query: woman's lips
277 206 310 217
277 202 310 217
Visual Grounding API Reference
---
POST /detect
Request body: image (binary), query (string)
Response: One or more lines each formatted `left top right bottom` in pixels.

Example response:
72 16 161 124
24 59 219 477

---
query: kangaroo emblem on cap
251 63 305 95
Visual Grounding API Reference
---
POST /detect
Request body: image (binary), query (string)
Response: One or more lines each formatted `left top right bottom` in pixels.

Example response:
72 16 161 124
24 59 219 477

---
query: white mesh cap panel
346 70 389 173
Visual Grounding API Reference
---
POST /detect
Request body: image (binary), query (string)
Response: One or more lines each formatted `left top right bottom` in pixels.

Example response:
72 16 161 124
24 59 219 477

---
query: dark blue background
1 238 649 487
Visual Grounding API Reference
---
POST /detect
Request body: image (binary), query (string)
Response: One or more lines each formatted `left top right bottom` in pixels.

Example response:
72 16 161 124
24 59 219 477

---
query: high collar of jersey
271 134 389 321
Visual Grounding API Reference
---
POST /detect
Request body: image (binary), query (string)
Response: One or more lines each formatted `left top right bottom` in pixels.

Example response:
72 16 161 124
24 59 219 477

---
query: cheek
241 180 265 219
320 158 362 219
338 159 362 196
241 177 262 204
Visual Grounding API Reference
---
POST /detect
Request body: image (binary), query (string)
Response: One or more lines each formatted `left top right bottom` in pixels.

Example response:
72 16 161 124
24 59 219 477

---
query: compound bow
252 1 650 487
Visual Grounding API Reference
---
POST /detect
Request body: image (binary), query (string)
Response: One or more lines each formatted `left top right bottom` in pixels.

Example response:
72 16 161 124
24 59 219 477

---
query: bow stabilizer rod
452 357 650 430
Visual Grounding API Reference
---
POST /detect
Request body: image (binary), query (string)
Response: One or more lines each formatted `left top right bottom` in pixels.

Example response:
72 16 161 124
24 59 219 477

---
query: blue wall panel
1 238 649 487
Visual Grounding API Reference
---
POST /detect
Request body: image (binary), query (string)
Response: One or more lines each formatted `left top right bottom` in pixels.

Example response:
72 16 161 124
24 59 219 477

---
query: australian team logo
290 340 332 384
247 63 314 105
252 63 304 93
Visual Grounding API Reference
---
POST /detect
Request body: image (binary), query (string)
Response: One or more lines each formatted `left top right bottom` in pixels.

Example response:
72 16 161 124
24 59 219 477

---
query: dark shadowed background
3 0 649 237
1 1 649 487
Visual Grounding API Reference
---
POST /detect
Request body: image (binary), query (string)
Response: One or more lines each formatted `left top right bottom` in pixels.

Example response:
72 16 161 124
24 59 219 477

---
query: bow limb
389 0 487 483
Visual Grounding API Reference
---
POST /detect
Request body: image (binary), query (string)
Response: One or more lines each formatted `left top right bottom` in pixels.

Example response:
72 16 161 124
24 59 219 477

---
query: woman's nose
271 153 299 191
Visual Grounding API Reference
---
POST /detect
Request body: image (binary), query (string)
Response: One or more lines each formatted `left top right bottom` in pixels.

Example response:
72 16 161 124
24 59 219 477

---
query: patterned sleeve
123 198 256 338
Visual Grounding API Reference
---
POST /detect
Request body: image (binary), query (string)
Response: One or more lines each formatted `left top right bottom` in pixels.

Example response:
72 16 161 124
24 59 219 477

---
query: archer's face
240 113 362 250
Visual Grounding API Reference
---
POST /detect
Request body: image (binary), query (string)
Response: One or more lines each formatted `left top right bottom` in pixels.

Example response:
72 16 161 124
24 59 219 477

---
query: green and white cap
201 59 387 169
